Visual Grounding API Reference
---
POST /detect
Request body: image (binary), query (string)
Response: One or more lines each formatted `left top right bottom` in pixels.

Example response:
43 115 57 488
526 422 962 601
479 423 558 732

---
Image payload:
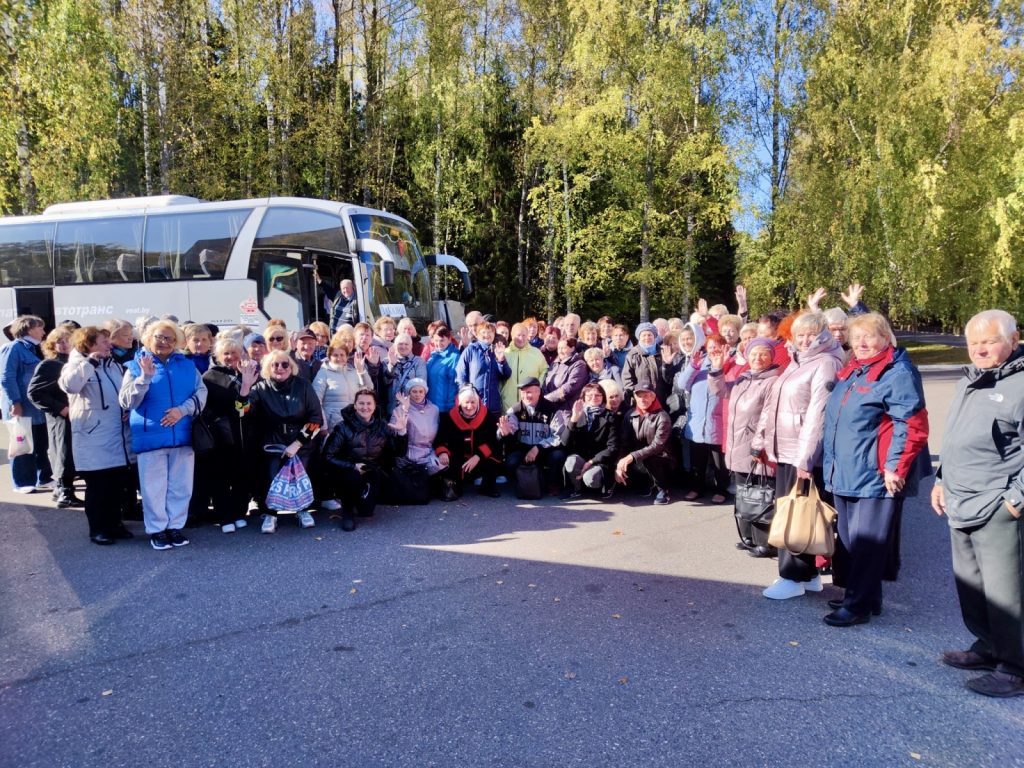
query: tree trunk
561 162 572 314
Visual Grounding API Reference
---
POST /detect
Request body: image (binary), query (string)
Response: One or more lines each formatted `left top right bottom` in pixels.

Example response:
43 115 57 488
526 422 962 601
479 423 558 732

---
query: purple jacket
543 353 588 413
752 330 843 471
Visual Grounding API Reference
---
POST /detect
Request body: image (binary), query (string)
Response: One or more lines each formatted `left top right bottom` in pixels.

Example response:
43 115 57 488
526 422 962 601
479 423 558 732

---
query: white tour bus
0 195 471 333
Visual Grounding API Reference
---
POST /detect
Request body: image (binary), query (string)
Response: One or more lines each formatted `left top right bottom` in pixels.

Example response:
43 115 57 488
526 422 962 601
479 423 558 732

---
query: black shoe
823 607 871 627
443 481 460 502
479 482 500 498
942 649 999 671
736 540 755 551
561 490 583 501
340 514 357 532
167 528 190 548
601 487 615 500
827 598 882 616
150 531 173 550
57 493 85 508
110 525 135 540
90 533 116 546
653 489 670 505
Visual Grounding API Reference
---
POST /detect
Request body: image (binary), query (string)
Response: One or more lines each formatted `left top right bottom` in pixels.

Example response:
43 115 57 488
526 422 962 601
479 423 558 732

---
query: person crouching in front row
434 385 501 501
615 384 675 505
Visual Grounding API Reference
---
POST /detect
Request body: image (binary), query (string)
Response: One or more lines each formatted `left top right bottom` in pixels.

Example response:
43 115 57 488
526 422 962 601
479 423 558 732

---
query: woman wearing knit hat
622 322 680 404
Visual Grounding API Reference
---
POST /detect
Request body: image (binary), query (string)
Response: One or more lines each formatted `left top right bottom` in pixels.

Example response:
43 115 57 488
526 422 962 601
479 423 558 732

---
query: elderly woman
578 321 601 351
386 332 428 416
313 342 372 432
544 337 589 414
323 388 407 531
822 313 929 626
103 318 137 369
119 320 207 550
1 315 53 493
560 383 619 500
434 385 502 501
237 349 323 534
397 318 425 358
622 322 679 403
28 327 81 507
59 327 135 544
426 326 460 412
456 321 510 413
583 346 622 388
676 333 732 504
191 338 258 533
401 378 441 476
753 311 845 599
708 337 782 555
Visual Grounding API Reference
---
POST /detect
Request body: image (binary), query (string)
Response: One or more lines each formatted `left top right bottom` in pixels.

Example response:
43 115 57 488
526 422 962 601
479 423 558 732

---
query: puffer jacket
201 365 245 449
405 398 439 465
708 364 781 474
1 337 45 423
120 351 207 453
238 375 322 459
622 345 678 404
675 354 728 446
456 341 511 412
823 346 929 498
427 345 460 412
58 350 133 471
936 348 1024 528
313 362 371 430
323 404 406 470
543 353 588 412
559 408 620 468
752 329 844 471
621 401 674 462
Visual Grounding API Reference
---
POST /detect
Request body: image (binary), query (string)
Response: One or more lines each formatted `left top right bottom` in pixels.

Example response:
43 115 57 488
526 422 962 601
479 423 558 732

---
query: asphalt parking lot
1 370 1022 768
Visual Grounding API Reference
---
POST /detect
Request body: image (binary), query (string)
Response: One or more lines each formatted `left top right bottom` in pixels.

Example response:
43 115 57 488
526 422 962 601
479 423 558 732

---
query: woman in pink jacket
752 312 845 599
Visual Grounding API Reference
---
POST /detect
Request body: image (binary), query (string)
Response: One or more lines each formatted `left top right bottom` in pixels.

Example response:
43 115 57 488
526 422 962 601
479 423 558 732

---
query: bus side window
0 223 54 286
54 217 143 284
144 209 251 281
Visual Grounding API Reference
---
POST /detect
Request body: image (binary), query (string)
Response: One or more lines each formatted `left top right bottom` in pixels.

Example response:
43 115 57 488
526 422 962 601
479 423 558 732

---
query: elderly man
932 309 1024 698
320 277 359 334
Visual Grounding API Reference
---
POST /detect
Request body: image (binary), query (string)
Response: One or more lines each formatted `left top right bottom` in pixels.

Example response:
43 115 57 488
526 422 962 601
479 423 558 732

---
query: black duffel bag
386 459 431 505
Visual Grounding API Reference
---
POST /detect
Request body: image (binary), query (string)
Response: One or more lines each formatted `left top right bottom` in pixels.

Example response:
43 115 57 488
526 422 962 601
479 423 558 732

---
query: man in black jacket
499 377 567 497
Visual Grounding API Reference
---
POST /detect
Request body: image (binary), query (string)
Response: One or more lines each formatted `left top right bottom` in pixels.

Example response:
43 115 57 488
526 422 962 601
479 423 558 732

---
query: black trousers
80 465 133 538
441 457 500 494
689 441 729 495
624 454 675 492
333 465 383 516
190 449 249 525
834 495 900 615
775 462 833 583
950 505 1024 677
45 415 75 489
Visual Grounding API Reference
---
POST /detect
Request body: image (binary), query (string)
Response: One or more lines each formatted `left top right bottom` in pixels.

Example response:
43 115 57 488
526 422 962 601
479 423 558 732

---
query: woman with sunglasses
119 320 208 550
263 324 313 381
237 350 323 534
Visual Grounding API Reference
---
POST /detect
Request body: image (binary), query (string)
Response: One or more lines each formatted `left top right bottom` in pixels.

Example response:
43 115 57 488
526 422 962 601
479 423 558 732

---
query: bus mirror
380 261 395 286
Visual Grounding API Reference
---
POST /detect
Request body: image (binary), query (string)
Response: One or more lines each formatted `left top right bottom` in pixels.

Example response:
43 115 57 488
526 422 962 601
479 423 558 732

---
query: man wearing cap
616 383 675 504
623 322 679 404
499 377 567 496
293 327 322 378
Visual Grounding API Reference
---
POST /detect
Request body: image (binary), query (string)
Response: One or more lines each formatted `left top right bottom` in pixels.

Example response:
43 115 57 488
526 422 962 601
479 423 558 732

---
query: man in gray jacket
932 309 1024 697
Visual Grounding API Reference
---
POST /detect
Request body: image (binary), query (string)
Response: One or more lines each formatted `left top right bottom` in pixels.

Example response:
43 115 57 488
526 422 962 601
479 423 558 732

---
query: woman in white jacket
59 327 135 545
312 342 372 432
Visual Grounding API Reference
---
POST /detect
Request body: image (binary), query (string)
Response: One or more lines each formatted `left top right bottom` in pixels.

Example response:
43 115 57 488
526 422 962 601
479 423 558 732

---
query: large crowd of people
2 284 1023 698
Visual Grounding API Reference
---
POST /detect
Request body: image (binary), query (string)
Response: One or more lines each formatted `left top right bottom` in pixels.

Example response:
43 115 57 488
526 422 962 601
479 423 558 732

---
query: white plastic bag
6 416 33 458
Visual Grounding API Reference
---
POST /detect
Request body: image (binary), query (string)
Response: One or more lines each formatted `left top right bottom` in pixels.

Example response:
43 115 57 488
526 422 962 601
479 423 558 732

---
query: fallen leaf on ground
618 676 629 685
564 671 577 680
612 613 622 619
101 690 113 696
909 753 921 761
612 530 623 536
788 641 799 647
314 536 323 541
349 588 358 594
495 580 504 585
553 597 561 602
528 583 537 588
353 579 363 584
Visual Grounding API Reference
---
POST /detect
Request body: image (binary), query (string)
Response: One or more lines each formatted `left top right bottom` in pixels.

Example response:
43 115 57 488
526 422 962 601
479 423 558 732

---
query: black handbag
191 412 217 453
388 459 431 505
735 466 776 524
515 463 543 500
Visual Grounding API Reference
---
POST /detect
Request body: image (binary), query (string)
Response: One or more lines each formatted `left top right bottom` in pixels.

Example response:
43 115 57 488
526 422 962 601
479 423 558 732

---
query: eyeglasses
154 334 175 345
271 362 291 370
267 336 286 342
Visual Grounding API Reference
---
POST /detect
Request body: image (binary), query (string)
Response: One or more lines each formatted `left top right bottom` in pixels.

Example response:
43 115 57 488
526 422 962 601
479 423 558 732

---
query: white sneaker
234 519 248 529
297 511 315 529
261 514 277 534
763 578 806 600
804 575 824 593
12 486 35 494
221 523 236 534
321 499 341 511
35 480 56 491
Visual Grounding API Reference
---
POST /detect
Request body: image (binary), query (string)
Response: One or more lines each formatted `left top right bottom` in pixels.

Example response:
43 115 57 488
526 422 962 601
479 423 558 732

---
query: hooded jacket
313 362 372 430
708 363 781 474
1 337 44 423
675 352 729 446
405 398 440 466
752 329 844 471
427 344 460 412
823 346 929 498
936 347 1024 528
58 350 133 472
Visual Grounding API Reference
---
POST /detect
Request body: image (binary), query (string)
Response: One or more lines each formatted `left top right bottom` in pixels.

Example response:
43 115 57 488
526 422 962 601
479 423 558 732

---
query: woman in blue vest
119 320 207 551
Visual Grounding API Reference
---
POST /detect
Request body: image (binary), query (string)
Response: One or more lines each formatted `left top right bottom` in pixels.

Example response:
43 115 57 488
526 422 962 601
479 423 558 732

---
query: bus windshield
352 214 432 323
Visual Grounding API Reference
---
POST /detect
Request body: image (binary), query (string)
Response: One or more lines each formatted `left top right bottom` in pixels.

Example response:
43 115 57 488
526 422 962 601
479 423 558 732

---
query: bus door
310 251 356 326
15 288 55 331
248 249 314 331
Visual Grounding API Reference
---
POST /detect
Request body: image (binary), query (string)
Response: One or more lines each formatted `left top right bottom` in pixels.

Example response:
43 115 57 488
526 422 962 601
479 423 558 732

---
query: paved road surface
1 374 1022 768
